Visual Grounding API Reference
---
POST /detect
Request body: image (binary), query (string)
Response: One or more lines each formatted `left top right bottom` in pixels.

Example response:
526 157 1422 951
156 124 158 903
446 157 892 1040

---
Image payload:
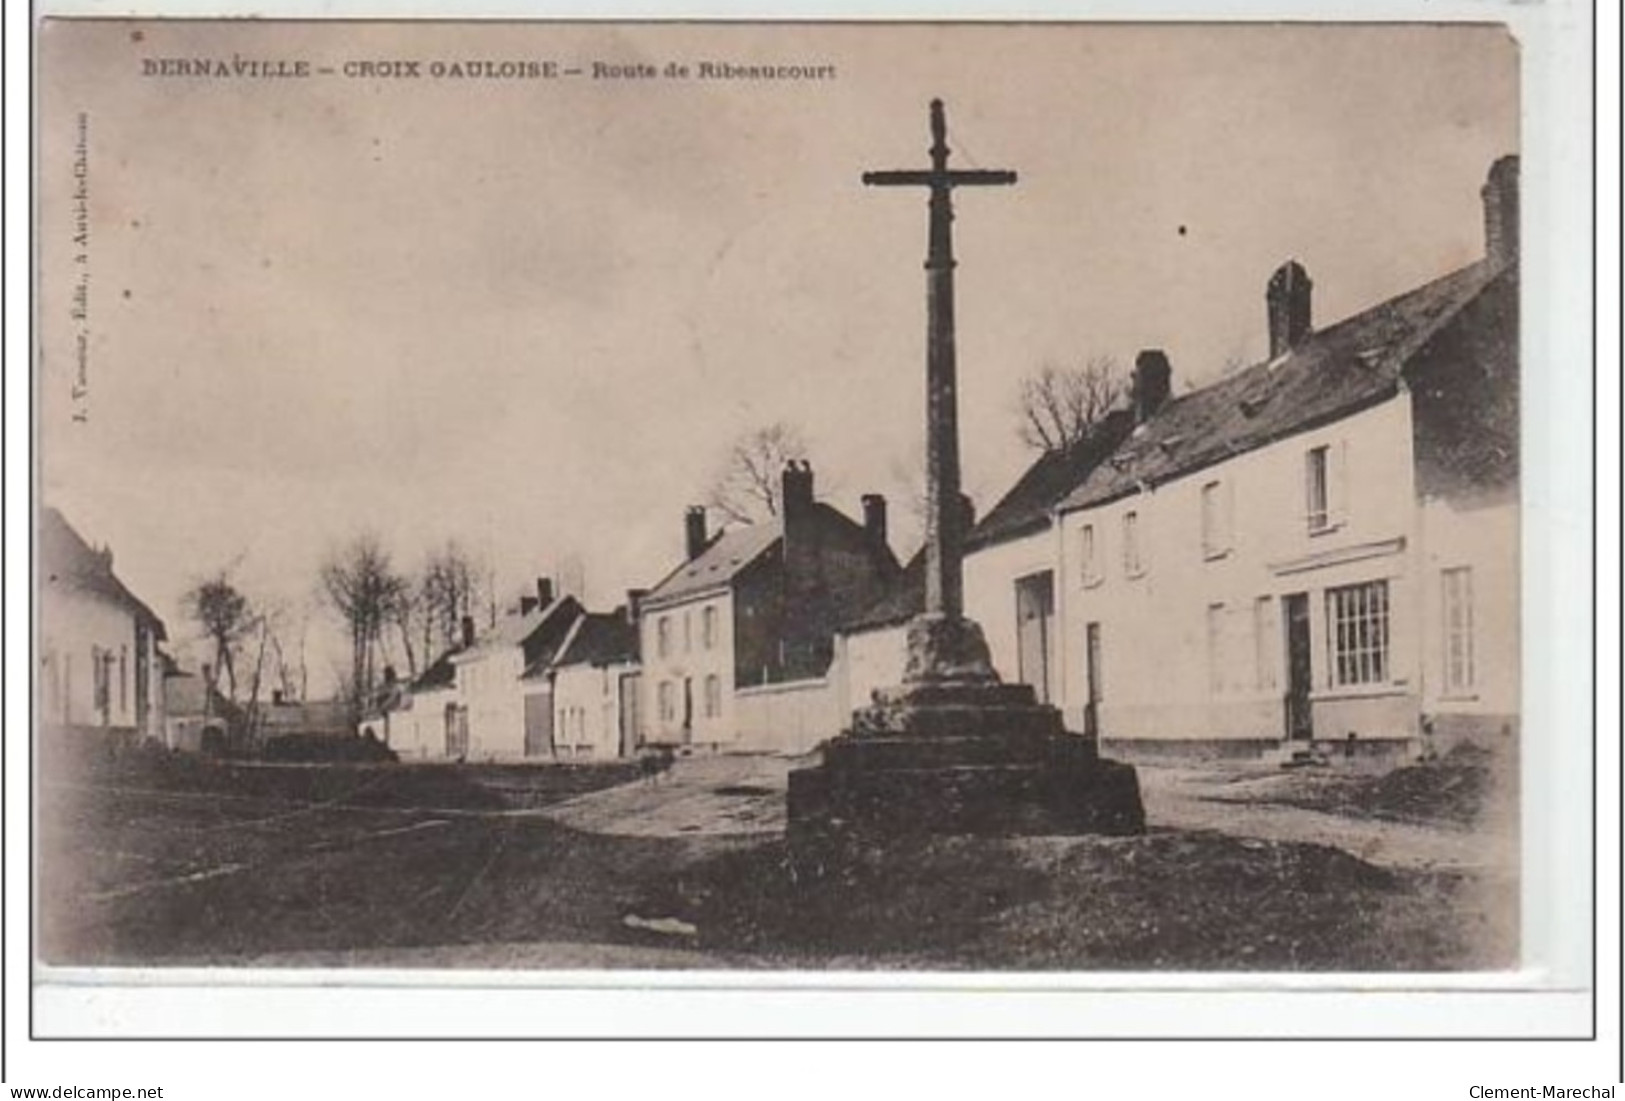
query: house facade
38 507 168 745
442 580 584 761
639 463 898 752
550 605 642 759
1049 157 1519 755
399 648 463 760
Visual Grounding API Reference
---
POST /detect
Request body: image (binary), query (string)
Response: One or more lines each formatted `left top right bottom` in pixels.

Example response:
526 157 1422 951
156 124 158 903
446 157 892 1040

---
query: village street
38 748 1516 972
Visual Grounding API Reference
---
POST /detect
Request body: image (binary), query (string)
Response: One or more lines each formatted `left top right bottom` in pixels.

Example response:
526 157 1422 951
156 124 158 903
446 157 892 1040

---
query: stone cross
863 99 1017 621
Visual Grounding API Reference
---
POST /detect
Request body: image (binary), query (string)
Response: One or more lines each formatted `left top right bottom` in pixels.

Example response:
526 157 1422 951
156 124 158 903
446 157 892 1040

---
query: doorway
1014 571 1055 704
618 673 641 757
1083 622 1103 739
1283 593 1313 741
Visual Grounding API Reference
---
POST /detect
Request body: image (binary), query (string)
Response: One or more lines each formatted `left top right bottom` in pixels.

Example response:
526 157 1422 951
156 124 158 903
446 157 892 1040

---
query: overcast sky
38 20 1517 688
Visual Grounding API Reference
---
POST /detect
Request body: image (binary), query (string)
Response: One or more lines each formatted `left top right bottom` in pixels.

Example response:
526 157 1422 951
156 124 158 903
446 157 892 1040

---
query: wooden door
445 703 468 760
1283 593 1313 741
523 691 553 757
1083 622 1103 739
618 672 640 757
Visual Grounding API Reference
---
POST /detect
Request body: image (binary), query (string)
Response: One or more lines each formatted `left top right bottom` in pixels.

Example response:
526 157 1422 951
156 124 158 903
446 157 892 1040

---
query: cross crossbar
862 168 1018 188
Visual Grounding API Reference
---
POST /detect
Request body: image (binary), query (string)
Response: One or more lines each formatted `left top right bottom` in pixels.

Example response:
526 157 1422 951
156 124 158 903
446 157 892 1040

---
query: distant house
1050 157 1520 755
549 603 642 759
449 580 584 760
398 643 465 761
38 507 168 745
639 462 898 752
160 661 236 752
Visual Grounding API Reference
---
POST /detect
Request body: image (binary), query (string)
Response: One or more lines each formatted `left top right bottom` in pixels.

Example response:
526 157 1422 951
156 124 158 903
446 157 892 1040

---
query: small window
683 612 693 653
702 605 718 650
1201 480 1232 558
1206 604 1226 695
1326 580 1390 687
657 616 671 659
704 674 722 718
1080 524 1100 586
1253 596 1277 691
1442 567 1475 693
657 681 675 723
1122 511 1143 576
119 645 128 714
1306 446 1331 532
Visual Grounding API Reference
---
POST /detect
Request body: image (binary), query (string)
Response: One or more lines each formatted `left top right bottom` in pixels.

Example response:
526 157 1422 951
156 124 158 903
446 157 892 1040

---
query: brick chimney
460 614 476 648
1131 350 1173 424
861 493 888 556
624 588 647 627
1482 155 1519 269
684 506 708 560
519 595 538 615
781 460 814 521
1267 260 1313 359
535 576 555 608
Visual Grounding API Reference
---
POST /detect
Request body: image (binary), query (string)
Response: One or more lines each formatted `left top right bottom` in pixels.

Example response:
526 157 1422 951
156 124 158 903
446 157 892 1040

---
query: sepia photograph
34 17 1528 981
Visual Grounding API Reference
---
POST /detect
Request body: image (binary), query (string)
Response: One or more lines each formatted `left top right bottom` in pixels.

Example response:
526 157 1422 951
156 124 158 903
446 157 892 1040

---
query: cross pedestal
786 100 1144 849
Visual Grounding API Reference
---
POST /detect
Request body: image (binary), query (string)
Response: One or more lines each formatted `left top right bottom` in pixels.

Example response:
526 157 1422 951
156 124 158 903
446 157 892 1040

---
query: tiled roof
412 649 462 691
642 519 782 608
966 409 1136 551
551 612 640 669
1058 259 1501 514
451 597 579 664
39 507 167 639
840 548 924 634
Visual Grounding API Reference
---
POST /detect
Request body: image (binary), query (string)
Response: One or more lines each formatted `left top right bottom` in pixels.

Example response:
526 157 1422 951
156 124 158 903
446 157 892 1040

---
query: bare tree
319 532 404 722
418 540 484 657
183 572 254 702
705 421 809 526
1015 356 1125 453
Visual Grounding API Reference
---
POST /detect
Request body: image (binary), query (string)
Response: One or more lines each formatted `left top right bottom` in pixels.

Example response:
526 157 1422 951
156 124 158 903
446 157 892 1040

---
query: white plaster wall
400 686 457 760
1418 497 1519 722
39 587 145 731
1058 396 1423 741
734 678 839 755
458 650 527 759
837 625 907 718
553 662 631 758
640 592 736 745
964 530 1057 689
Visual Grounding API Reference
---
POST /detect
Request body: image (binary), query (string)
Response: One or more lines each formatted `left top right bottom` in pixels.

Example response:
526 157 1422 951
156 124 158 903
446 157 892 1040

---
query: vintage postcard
34 14 1561 1009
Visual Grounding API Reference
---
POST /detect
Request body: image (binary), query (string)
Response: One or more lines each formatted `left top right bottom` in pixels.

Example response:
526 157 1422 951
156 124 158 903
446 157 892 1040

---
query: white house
38 507 168 746
550 605 642 759
1049 157 1520 756
435 579 584 761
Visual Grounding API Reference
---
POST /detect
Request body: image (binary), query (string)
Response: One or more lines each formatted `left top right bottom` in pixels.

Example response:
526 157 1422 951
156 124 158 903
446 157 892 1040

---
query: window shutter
1332 440 1351 527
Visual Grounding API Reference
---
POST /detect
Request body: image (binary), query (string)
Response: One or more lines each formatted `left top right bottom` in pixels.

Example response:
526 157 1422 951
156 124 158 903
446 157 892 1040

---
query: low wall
734 677 841 756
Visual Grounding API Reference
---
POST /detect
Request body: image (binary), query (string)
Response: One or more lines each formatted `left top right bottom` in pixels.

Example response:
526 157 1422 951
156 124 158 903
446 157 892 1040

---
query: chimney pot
535 576 554 608
684 507 708 560
460 615 476 648
1267 260 1313 359
1482 155 1519 269
781 461 815 520
1131 350 1173 424
625 588 647 627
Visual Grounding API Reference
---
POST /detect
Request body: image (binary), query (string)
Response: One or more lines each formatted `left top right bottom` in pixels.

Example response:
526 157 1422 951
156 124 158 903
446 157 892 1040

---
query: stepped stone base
787 653 1146 844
